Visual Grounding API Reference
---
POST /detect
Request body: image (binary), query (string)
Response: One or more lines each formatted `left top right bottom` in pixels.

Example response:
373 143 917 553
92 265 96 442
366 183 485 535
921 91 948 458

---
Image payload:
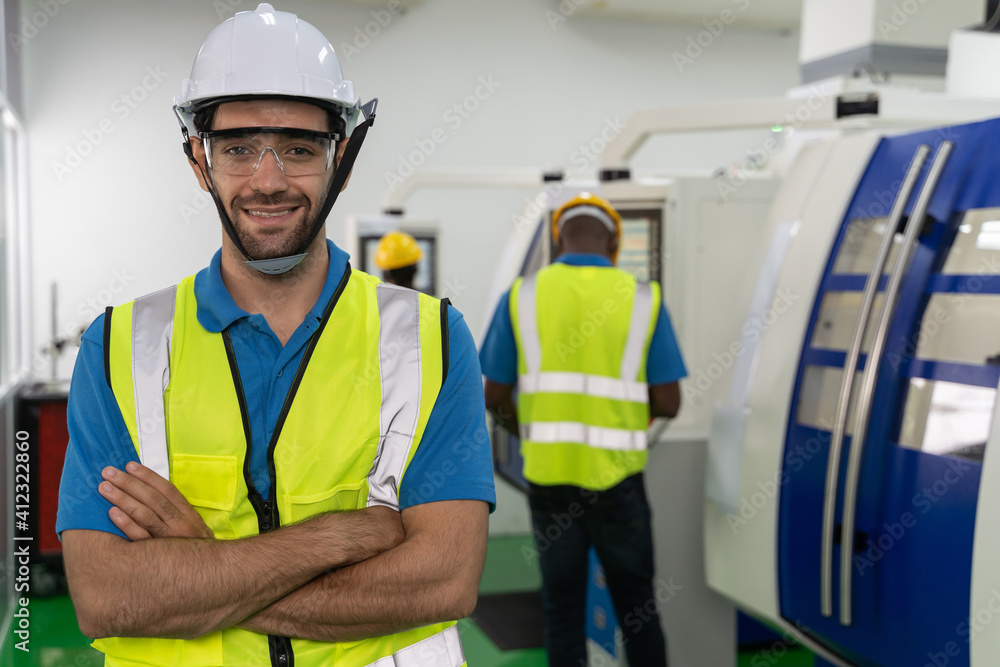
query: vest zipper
221 268 351 667
223 330 292 667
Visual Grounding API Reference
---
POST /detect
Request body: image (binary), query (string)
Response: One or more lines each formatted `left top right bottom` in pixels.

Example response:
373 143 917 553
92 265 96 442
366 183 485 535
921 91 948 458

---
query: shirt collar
194 239 350 333
554 253 613 267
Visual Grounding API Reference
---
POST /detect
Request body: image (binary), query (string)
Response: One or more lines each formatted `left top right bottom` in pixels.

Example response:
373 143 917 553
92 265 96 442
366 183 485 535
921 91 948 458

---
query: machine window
898 379 995 460
831 217 903 275
796 365 861 434
911 294 1000 367
940 208 1000 275
810 291 884 352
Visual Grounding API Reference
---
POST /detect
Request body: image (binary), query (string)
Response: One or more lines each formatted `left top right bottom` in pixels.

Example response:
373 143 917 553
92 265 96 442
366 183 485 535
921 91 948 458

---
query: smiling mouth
245 208 297 218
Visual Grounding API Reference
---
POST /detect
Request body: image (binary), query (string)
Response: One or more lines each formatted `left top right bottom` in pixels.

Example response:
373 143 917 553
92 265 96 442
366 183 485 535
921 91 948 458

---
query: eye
221 144 254 158
287 146 316 157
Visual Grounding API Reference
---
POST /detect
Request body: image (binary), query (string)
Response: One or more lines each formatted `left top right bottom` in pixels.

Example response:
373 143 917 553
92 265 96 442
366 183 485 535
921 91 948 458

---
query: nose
249 147 288 193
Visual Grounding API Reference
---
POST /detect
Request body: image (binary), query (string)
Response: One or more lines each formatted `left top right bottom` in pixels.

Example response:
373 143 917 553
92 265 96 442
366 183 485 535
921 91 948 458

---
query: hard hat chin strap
251 105 376 274
181 101 377 276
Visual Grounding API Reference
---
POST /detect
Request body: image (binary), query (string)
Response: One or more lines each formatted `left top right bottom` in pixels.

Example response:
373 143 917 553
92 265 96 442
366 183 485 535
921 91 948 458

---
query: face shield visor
199 126 339 177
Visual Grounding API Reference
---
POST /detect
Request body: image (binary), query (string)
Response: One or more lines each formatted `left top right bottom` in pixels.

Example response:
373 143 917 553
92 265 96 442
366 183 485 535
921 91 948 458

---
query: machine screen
616 210 662 283
359 234 437 295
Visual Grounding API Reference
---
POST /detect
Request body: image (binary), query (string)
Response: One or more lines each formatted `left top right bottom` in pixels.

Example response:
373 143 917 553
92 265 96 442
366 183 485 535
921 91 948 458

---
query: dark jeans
528 473 668 667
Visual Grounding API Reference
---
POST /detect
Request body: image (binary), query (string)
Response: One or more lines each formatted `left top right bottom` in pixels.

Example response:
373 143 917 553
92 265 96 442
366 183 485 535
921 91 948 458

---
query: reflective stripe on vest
124 282 425 510
368 285 422 508
131 285 175 480
520 422 647 451
518 371 647 402
364 624 464 667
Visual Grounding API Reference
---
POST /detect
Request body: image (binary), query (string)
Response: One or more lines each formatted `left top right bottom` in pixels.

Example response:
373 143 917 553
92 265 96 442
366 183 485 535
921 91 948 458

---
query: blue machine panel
586 547 620 659
778 117 1000 666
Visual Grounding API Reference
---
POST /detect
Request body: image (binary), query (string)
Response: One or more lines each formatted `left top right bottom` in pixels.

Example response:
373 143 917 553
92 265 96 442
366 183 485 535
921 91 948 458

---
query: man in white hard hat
57 5 494 666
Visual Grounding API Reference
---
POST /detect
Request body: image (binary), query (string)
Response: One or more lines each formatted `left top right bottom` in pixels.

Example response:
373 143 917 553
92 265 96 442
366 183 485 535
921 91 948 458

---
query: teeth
247 209 292 218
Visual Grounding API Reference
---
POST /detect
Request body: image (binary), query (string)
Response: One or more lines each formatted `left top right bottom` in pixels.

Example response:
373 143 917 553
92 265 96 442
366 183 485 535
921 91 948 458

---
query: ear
186 138 211 193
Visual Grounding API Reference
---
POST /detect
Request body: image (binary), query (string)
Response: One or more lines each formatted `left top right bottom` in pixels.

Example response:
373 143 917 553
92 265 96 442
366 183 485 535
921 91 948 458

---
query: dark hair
192 98 347 139
387 265 418 288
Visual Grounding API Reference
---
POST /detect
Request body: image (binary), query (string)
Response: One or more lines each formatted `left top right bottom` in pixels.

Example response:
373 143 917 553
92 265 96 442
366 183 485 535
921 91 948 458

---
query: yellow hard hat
374 231 423 270
551 192 623 261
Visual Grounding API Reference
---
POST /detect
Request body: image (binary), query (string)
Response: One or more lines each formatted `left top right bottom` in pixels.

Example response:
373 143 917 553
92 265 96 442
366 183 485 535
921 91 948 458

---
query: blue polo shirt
479 253 687 385
57 240 495 539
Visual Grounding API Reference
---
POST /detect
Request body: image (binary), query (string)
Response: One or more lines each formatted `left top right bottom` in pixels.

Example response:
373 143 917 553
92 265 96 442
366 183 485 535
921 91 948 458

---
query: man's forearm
238 500 489 641
64 507 401 639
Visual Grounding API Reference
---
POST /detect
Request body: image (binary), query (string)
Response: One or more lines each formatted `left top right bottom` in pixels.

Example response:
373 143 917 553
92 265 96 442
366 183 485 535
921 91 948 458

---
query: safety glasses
200 127 338 177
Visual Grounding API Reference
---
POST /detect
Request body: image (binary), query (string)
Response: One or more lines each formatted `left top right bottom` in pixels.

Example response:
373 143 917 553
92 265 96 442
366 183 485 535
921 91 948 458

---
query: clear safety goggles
199 127 339 177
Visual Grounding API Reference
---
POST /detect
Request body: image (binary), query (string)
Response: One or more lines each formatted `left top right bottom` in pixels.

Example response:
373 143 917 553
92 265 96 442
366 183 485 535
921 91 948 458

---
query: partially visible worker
374 230 422 290
479 192 686 667
57 4 494 666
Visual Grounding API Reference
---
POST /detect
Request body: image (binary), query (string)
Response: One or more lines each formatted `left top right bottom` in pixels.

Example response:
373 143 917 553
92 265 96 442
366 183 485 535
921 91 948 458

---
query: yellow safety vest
509 263 660 490
95 267 466 667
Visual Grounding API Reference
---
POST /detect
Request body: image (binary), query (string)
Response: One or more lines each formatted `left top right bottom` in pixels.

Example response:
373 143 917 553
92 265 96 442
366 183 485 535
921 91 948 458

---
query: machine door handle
819 144 930 619
838 141 953 626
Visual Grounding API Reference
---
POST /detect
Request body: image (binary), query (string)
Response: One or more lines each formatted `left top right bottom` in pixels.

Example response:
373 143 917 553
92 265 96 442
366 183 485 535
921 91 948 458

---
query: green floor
1 535 816 666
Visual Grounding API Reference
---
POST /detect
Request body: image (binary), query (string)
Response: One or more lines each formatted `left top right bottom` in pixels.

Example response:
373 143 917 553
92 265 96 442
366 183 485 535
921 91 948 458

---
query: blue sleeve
478 290 517 385
399 305 497 512
646 302 688 386
56 315 139 539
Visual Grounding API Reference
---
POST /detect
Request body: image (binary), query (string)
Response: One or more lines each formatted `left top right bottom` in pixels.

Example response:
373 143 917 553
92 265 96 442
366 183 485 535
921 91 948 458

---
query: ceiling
574 0 803 30
310 0 805 30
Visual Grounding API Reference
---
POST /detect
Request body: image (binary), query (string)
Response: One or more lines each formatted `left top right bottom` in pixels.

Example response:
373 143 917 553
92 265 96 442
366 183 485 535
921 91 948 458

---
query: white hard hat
174 3 364 138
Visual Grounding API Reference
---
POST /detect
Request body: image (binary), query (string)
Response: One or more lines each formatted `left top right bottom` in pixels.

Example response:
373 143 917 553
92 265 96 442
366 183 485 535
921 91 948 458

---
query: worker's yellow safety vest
94 268 466 667
509 263 660 491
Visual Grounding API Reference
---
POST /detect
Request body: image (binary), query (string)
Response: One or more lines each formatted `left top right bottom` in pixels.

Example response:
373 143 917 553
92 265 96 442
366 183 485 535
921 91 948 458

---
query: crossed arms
62 463 488 641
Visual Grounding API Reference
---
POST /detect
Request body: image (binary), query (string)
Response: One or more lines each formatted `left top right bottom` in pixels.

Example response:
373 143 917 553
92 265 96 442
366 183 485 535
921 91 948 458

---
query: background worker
479 192 686 667
56 5 494 666
374 230 422 290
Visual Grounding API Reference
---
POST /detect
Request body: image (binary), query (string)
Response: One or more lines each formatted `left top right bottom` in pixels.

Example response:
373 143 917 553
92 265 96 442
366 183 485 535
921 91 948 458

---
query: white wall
23 0 800 533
